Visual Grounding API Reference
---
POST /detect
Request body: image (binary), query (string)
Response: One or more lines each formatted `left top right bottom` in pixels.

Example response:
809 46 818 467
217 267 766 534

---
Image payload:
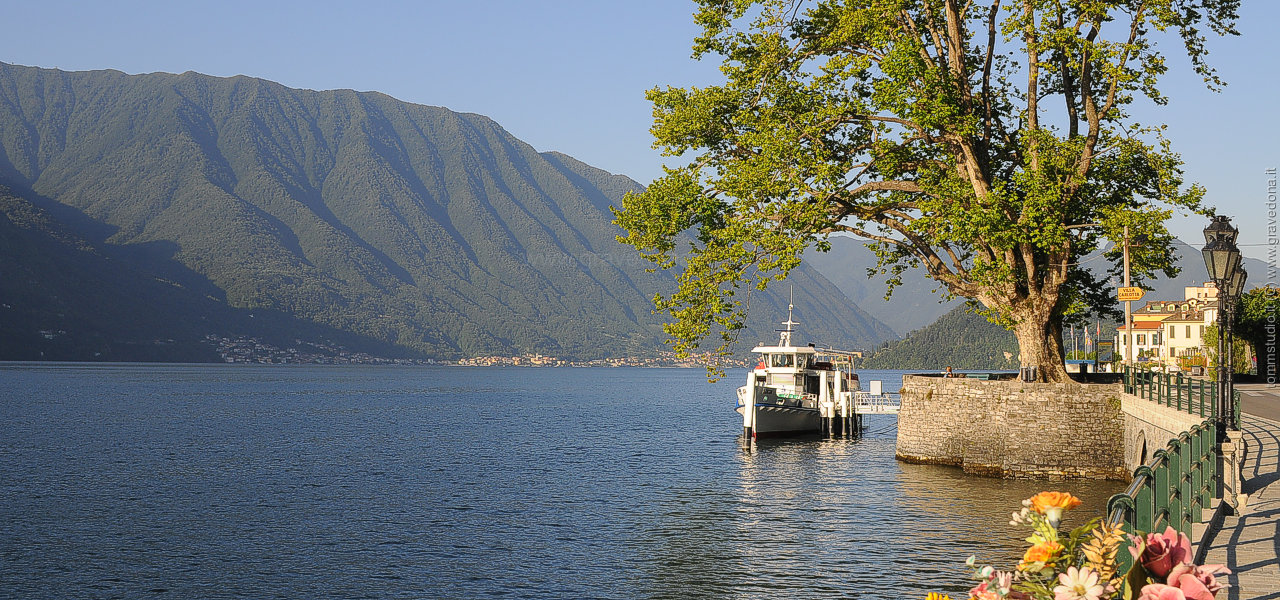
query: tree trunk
1013 313 1070 382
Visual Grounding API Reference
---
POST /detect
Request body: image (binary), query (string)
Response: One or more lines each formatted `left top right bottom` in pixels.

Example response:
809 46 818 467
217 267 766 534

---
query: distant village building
1116 283 1218 370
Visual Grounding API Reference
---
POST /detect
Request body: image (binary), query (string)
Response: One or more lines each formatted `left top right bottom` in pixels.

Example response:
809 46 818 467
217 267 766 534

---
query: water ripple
0 364 1121 599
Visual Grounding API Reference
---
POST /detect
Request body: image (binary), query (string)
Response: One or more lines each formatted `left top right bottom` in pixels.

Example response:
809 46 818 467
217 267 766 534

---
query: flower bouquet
927 492 1230 600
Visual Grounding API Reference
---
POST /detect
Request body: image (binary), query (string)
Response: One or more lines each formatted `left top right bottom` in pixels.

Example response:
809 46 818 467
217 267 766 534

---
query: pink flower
1166 562 1231 600
1137 584 1188 600
1130 527 1193 578
969 581 1001 600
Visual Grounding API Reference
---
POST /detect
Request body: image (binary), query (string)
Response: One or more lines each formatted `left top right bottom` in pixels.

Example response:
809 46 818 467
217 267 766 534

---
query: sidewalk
1200 412 1280 600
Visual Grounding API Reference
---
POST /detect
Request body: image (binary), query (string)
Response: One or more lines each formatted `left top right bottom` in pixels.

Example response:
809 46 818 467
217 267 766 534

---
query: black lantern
1227 266 1247 299
1202 237 1242 284
1203 214 1239 246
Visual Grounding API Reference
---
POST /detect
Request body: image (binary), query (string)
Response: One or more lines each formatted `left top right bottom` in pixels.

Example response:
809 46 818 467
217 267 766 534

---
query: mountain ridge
0 61 895 361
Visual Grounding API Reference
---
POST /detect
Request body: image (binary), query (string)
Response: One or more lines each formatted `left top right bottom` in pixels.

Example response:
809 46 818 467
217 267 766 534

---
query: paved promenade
1200 383 1280 600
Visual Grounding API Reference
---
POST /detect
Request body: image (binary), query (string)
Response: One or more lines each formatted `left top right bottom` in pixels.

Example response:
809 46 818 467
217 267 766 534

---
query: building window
1169 326 1175 339
1186 325 1192 338
1200 325 1205 337
1137 334 1146 345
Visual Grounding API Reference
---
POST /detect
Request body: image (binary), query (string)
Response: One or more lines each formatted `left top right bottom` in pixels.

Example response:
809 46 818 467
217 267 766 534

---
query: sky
3 0 1277 265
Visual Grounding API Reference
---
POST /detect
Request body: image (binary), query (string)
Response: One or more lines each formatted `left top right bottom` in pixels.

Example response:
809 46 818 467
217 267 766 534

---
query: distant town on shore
207 335 745 369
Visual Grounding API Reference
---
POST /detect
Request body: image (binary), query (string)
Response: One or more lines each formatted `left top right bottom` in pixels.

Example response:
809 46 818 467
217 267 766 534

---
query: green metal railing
1121 367 1241 429
1105 420 1219 573
1122 366 1216 418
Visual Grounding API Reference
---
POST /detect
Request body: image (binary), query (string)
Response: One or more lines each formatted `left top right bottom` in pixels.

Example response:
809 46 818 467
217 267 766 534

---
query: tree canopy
614 0 1239 381
1233 286 1279 376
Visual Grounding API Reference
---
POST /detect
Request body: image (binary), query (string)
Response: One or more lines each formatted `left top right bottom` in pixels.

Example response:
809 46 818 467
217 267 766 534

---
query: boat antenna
778 286 798 347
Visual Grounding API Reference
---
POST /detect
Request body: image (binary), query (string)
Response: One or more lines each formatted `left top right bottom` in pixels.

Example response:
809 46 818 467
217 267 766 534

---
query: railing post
1199 380 1207 418
1177 433 1193 533
1189 426 1204 523
1177 373 1185 412
1152 449 1171 532
1170 438 1190 538
1133 465 1155 533
1202 422 1217 510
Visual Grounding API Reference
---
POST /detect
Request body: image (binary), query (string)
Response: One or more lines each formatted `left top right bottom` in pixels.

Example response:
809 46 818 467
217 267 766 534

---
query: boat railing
852 391 901 414
768 389 818 408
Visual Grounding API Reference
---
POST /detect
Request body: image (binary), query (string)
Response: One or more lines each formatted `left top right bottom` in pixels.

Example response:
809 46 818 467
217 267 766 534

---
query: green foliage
861 303 1018 370
1204 322 1253 376
0 62 893 362
1234 286 1279 371
614 0 1237 381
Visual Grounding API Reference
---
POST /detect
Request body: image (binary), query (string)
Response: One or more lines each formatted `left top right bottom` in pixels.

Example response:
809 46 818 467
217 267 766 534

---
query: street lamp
1201 215 1243 433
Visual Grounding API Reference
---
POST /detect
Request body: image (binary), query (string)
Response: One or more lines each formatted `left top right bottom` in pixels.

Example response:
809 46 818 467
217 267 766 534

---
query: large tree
1232 286 1279 377
614 0 1238 381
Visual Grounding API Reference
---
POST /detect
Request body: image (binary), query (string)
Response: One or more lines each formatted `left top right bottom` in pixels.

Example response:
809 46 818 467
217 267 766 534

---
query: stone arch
1136 430 1148 471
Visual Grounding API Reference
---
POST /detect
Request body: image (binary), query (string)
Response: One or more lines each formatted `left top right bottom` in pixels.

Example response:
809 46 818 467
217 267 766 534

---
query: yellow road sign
1118 287 1145 302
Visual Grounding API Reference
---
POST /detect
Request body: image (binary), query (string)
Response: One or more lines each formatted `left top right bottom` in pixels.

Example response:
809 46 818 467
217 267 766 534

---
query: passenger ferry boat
735 304 862 438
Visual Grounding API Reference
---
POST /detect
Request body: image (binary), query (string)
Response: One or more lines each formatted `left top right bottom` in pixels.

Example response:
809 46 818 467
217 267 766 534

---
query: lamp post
1202 215 1247 513
1226 266 1247 417
1201 215 1243 432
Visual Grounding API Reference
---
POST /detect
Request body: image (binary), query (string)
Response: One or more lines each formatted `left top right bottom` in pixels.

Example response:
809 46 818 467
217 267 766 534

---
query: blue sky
3 0 1276 265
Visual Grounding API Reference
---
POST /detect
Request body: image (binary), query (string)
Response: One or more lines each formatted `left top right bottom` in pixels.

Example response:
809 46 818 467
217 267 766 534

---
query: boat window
796 355 810 368
771 354 794 367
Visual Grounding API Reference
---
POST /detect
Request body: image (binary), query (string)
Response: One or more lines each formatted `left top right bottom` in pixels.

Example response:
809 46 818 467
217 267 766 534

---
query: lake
0 364 1122 599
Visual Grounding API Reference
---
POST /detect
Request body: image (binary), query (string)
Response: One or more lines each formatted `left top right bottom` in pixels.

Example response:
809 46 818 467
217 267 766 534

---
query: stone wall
895 375 1128 480
1119 395 1207 473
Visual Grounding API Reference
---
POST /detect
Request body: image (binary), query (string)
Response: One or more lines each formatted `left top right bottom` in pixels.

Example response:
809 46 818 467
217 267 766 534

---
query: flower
1165 562 1231 600
1130 527 1193 578
1029 491 1084 513
1029 492 1083 528
1019 540 1064 570
967 582 1001 600
1135 583 1188 600
925 593 952 600
1054 566 1106 600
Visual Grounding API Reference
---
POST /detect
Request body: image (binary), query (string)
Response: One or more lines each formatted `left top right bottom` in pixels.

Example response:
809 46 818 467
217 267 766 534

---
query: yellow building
1116 284 1218 370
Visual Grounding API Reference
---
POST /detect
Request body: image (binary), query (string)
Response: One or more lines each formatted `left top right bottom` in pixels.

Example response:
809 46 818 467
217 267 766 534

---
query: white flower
1054 566 1105 600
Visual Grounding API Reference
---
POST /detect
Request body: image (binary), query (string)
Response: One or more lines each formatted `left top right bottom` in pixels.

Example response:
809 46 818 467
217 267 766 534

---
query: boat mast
778 287 798 347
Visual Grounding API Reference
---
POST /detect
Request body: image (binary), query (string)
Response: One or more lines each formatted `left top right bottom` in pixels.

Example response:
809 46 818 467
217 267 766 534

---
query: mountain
860 303 1018 370
1129 238 1268 300
805 235 962 336
807 235 1266 338
0 62 894 361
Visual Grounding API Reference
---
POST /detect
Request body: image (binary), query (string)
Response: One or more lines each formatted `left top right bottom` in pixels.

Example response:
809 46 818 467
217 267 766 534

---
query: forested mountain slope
0 62 894 361
861 304 1019 370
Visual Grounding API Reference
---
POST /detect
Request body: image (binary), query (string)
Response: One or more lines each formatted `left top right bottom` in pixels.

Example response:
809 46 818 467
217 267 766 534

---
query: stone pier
895 375 1128 479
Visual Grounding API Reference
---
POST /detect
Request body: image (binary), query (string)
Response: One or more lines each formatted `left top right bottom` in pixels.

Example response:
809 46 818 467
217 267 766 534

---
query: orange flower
1028 491 1082 514
1019 540 1064 570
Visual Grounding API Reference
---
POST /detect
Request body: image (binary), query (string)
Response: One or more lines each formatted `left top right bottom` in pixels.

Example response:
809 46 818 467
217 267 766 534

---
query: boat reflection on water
726 419 1124 597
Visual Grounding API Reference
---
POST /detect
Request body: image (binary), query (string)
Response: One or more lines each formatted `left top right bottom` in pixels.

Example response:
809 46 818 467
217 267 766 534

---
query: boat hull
735 404 821 437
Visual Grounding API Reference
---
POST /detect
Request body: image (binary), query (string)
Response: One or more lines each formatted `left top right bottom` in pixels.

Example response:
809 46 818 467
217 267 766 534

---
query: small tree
1233 286 1279 377
1204 323 1252 378
614 0 1238 381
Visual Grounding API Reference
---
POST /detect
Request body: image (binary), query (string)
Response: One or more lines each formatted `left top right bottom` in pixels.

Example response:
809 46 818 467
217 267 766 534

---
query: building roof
1118 320 1164 331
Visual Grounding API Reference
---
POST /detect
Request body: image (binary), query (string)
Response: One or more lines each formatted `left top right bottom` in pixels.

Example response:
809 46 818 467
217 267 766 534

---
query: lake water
0 364 1122 599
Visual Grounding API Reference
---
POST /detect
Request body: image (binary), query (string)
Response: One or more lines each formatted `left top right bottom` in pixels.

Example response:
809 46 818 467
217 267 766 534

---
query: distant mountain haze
804 234 962 336
0 62 894 361
805 235 1267 339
